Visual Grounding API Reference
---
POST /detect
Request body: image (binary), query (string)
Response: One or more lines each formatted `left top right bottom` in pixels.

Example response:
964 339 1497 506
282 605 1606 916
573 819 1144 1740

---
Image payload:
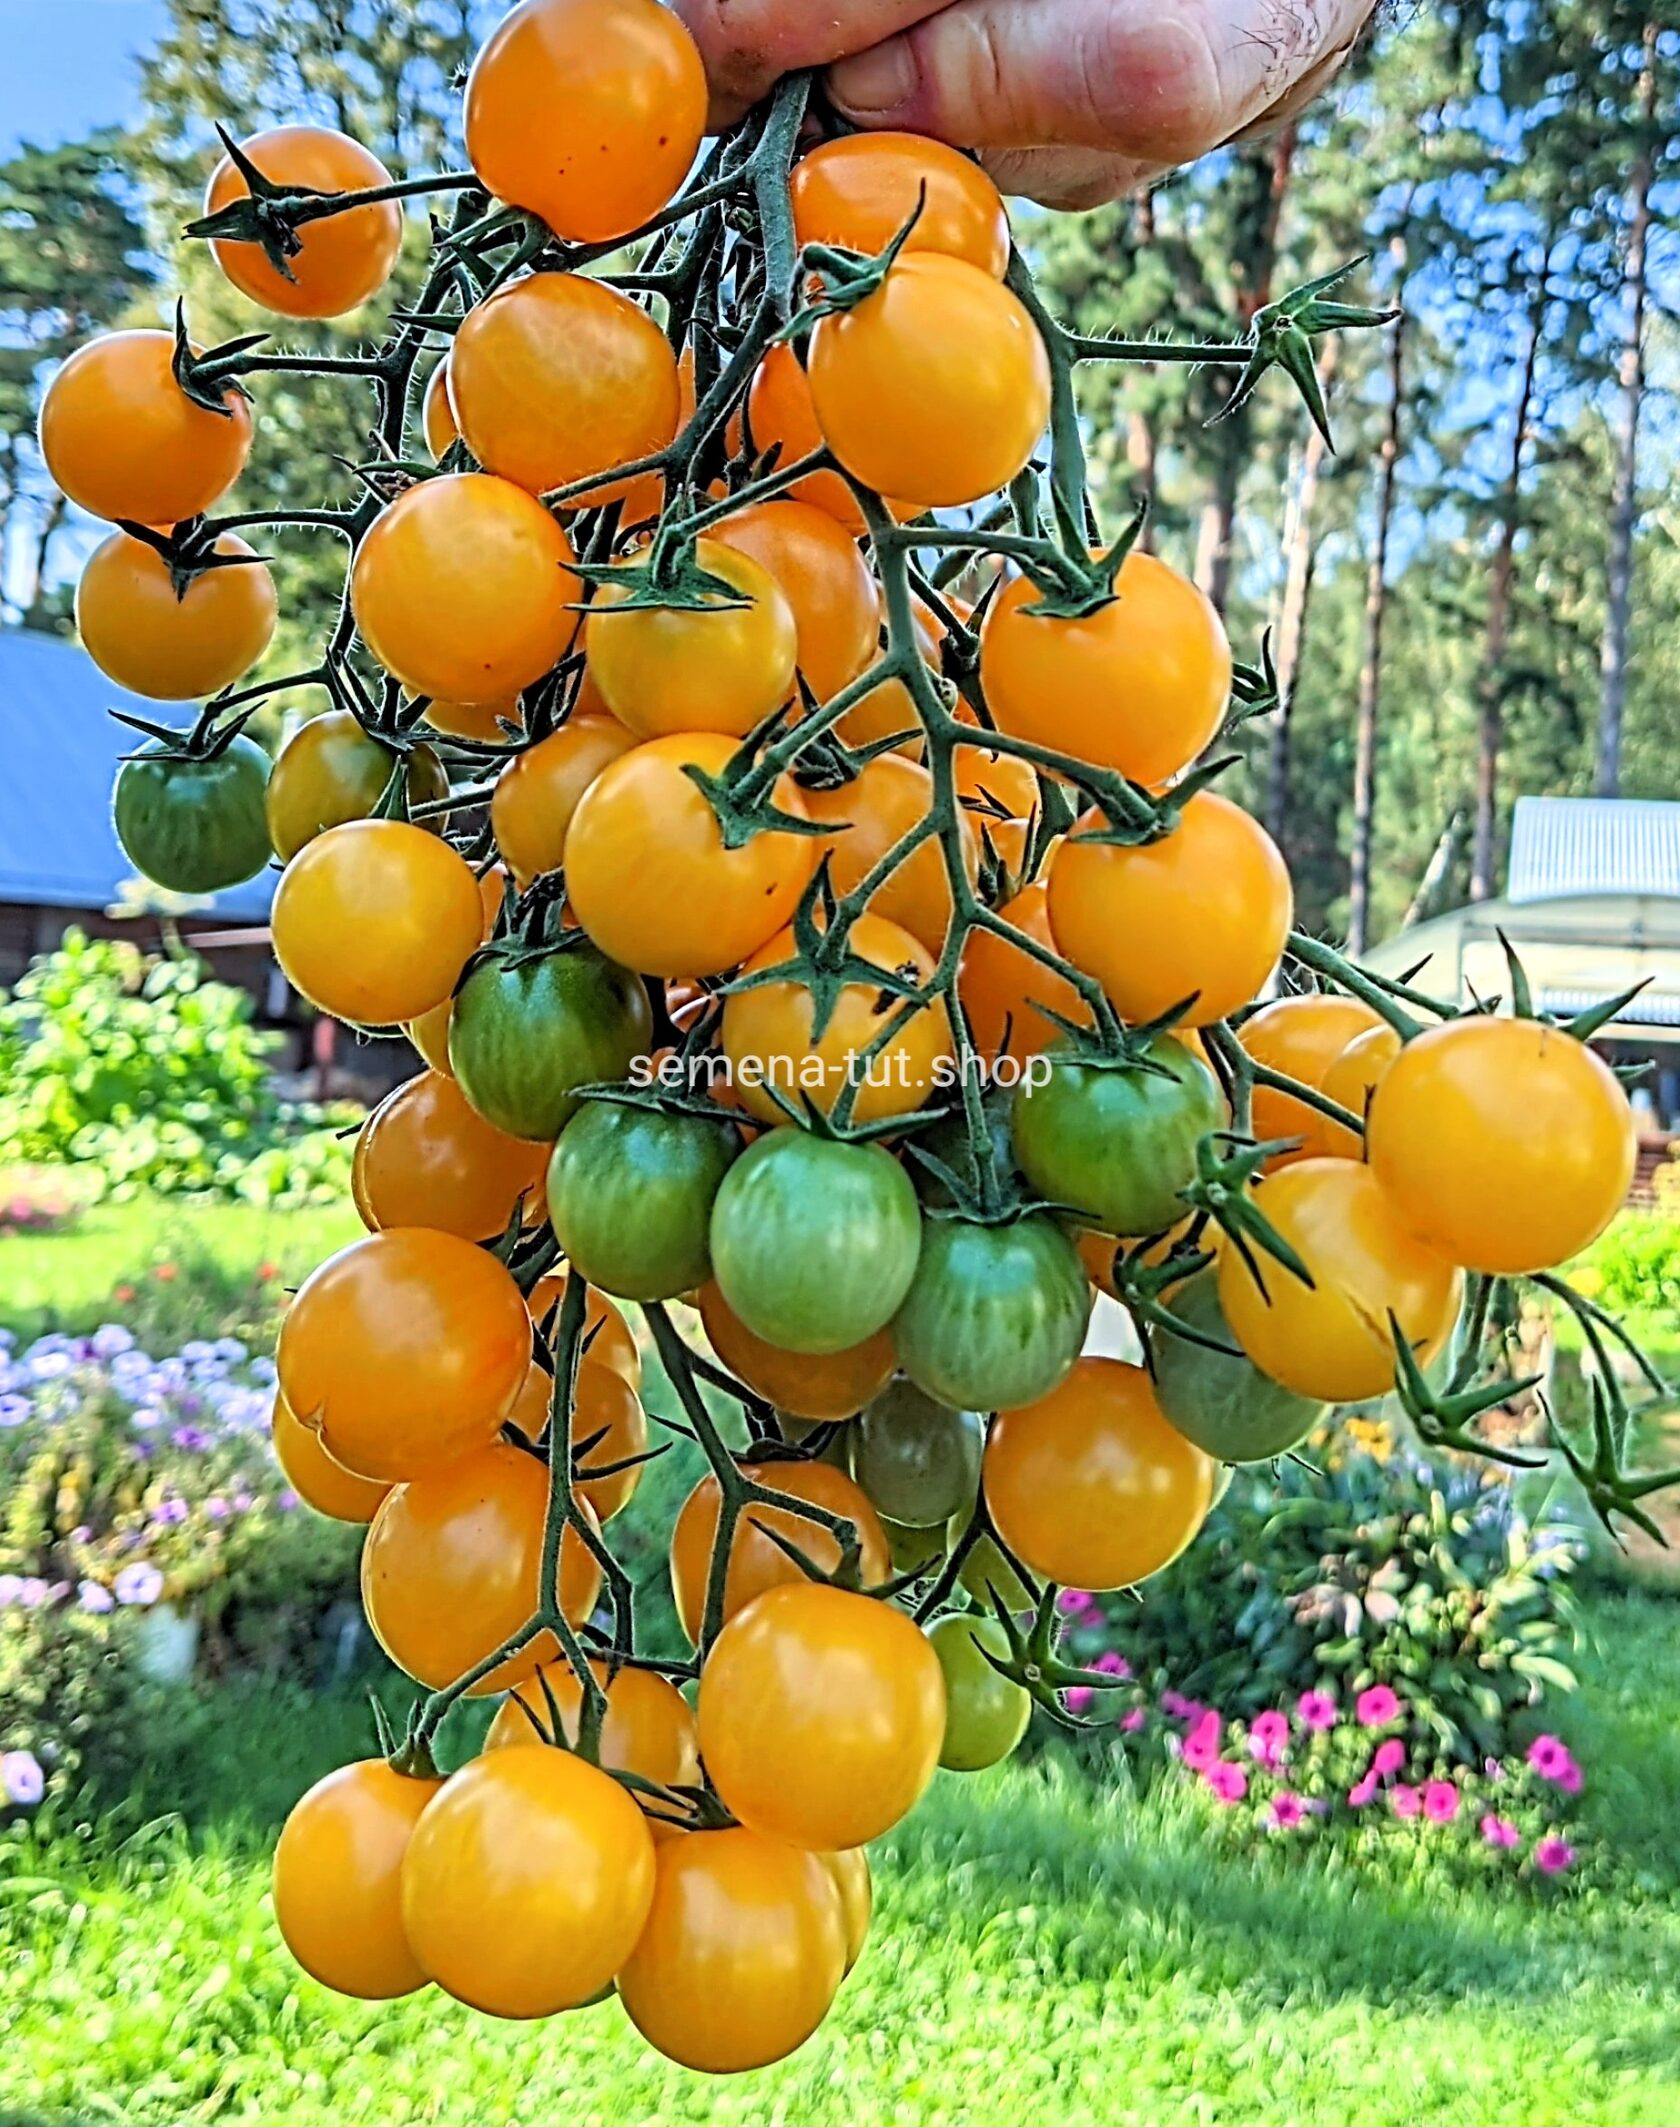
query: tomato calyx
183 123 338 278
963 1584 1134 1735
571 538 751 617
782 188 930 337
686 716 838 853
1490 927 1653 1046
1179 1135 1317 1297
170 298 262 415
1109 1237 1239 1359
110 694 265 766
721 859 933 1047
1389 1309 1545 1468
371 1693 443 1784
993 495 1154 624
109 516 274 605
1217 258 1400 449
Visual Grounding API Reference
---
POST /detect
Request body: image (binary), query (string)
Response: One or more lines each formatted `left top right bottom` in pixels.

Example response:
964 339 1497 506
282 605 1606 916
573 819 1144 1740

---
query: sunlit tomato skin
450 272 680 501
265 712 448 864
929 1613 1030 1772
799 758 978 956
1151 1267 1325 1463
700 1582 946 1850
721 915 953 1130
277 1229 532 1481
847 1379 983 1529
1367 1016 1637 1274
527 1272 642 1391
355 1070 549 1244
1240 994 1385 1164
401 1744 655 2018
822 1847 872 1974
959 883 1089 1063
1048 794 1294 1028
423 359 457 459
273 1759 441 2000
76 532 276 702
697 1283 895 1423
448 943 652 1143
363 1443 602 1695
710 500 879 707
269 1391 391 1523
809 256 1051 508
492 717 637 887
1216 1158 1464 1402
895 1213 1091 1414
985 1358 1214 1590
669 1459 889 1647
207 125 403 318
1319 1021 1402 1160
486 1660 700 1832
402 868 506 1073
617 1828 846 2073
39 330 252 526
350 473 580 705
272 820 483 1026
738 343 913 534
565 733 818 979
791 132 1010 278
114 737 271 895
548 1101 738 1302
465 0 706 245
840 597 944 755
982 554 1231 788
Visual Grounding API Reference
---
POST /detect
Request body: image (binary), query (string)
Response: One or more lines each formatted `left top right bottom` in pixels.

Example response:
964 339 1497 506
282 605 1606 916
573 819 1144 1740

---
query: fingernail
829 36 918 118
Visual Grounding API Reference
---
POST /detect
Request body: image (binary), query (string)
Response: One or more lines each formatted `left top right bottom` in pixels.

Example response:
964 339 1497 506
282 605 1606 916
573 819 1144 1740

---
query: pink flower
1206 1761 1248 1803
1056 1588 1094 1617
1389 1783 1422 1820
1160 1690 1198 1720
1065 1686 1094 1716
1296 1690 1337 1731
1182 1710 1222 1772
1526 1734 1571 1780
1348 1778 1377 1808
1250 1710 1290 1755
1555 1758 1584 1796
1422 1780 1460 1824
1480 1814 1520 1849
1268 1791 1307 1830
1091 1651 1131 1678
1356 1685 1401 1727
1372 1738 1406 1778
1119 1708 1147 1734
1534 1836 1576 1875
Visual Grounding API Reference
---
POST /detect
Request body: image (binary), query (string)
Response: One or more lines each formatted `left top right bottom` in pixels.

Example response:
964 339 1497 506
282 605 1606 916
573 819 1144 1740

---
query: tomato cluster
47 0 1644 2075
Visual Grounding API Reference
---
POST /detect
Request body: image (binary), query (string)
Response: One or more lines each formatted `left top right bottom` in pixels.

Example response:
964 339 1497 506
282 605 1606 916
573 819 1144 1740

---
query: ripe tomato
822 1848 872 1974
808 255 1050 508
586 541 797 742
547 1101 738 1302
269 1391 390 1523
1319 1021 1402 1160
955 725 1041 853
39 330 253 526
114 736 271 895
450 273 680 501
423 359 457 459
697 1282 895 1422
981 553 1231 788
839 596 943 754
400 1744 655 2017
698 1582 946 1850
448 942 651 1142
1011 1035 1222 1237
1047 794 1293 1028
422 696 522 742
710 1130 924 1354
350 473 579 705
984 1358 1214 1589
799 757 978 955
527 1271 642 1391
1367 1016 1637 1274
737 343 913 534
355 1069 549 1243
273 1759 441 2000
847 1379 983 1528
206 125 403 319
617 1829 846 2073
791 133 1010 279
265 711 448 864
272 820 483 1026
486 1659 700 1831
1151 1267 1324 1463
959 883 1089 1062
76 531 276 702
363 1442 602 1694
464 0 707 245
1216 1158 1463 1401
669 1459 889 1645
564 733 817 978
928 1614 1030 1772
895 1212 1090 1413
1240 994 1385 1164
710 500 879 707
539 1357 649 1524
277 1228 531 1481
491 717 637 887
721 913 953 1130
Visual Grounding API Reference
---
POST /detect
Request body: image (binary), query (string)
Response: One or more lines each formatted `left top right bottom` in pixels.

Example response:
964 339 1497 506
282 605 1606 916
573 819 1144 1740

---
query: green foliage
1567 1209 1680 1331
0 1604 150 1810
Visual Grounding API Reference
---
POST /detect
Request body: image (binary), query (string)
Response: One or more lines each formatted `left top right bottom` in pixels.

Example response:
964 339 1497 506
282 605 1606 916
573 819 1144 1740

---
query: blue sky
0 0 171 157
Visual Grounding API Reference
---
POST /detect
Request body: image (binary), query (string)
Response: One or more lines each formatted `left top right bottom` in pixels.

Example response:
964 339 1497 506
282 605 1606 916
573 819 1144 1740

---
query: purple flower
1534 1836 1575 1876
1091 1651 1131 1678
1356 1685 1401 1727
232 1492 254 1512
15 1578 47 1610
170 1426 212 1453
277 1489 300 1513
78 1581 114 1614
1056 1588 1094 1616
1 1750 45 1807
1268 1792 1307 1830
1480 1814 1520 1849
1064 1685 1094 1716
1296 1690 1337 1731
92 1325 136 1359
0 1394 30 1428
150 1499 189 1527
129 1406 163 1432
0 1575 21 1608
1555 1758 1584 1796
1347 1777 1377 1808
1160 1690 1197 1720
1372 1738 1407 1778
114 1562 164 1608
1206 1761 1248 1804
205 1497 230 1523
1389 1783 1422 1820
1119 1708 1147 1734
1422 1780 1460 1824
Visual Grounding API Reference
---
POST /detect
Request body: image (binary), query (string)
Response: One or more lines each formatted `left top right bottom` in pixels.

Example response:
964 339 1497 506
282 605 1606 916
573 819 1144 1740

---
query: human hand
674 0 1375 208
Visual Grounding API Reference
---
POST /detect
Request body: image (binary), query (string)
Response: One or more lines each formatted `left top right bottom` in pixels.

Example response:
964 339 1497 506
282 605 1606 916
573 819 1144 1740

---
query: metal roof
0 628 275 922
1508 796 1680 905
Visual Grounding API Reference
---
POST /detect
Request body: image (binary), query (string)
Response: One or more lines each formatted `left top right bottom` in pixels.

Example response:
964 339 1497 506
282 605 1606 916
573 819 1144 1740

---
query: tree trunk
1595 21 1657 799
1404 809 1465 929
1264 338 1339 849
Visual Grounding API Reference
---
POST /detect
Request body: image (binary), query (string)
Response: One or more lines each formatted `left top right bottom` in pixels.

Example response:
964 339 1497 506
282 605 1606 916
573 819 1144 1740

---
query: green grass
3 1589 1679 2127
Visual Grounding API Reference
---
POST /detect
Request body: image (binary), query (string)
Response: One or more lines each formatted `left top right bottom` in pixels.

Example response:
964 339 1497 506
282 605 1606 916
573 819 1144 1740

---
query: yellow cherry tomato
799 755 978 956
1319 1021 1403 1160
273 1759 441 2000
206 125 403 319
269 1391 390 1523
75 532 276 701
1240 994 1385 1165
492 717 638 886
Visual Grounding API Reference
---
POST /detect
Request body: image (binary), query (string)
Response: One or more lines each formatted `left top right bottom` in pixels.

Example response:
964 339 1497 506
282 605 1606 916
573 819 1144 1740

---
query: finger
673 1 950 127
978 147 1148 214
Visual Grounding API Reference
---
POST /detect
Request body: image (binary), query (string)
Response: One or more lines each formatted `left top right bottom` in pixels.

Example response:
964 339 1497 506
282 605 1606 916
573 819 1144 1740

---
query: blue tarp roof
0 627 275 923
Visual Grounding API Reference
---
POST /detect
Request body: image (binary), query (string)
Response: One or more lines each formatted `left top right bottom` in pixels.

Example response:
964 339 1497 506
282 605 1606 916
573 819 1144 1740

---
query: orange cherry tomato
491 717 638 886
697 1282 894 1422
75 531 276 701
272 819 484 1026
464 0 707 245
958 880 1090 1062
350 472 579 705
39 330 253 526
668 1459 889 1646
506 1355 649 1523
269 1391 390 1524
400 1745 655 2018
1047 794 1293 1028
423 359 458 459
839 597 947 756
697 1581 946 1850
955 728 1040 828
736 343 917 535
449 272 680 501
710 500 879 707
1367 1017 1638 1275
1216 1157 1463 1402
1318 1021 1403 1159
421 696 523 742
721 912 953 1128
791 132 1010 279
527 1271 643 1391
206 125 403 319
565 733 818 978
273 1759 442 2000
808 255 1050 508
617 1828 846 2073
984 1357 1214 1591
277 1228 532 1481
981 553 1232 788
362 1442 602 1694
403 867 506 1072
822 1847 873 1973
355 1069 549 1243
799 756 978 956
1240 994 1385 1165
486 1658 700 1833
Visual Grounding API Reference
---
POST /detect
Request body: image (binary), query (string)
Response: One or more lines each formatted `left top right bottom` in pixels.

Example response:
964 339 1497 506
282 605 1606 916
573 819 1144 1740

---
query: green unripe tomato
951 1524 1036 1615
893 1212 1090 1412
929 1613 1031 1772
878 1514 949 1575
848 1379 984 1529
448 944 652 1142
265 710 449 863
548 1100 738 1301
113 735 272 894
1153 1269 1325 1462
